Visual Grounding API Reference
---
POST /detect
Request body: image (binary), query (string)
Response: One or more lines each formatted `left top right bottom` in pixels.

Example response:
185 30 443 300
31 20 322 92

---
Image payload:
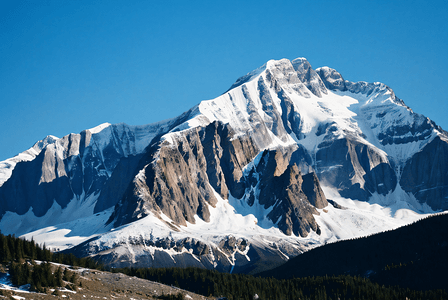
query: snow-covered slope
0 56 447 274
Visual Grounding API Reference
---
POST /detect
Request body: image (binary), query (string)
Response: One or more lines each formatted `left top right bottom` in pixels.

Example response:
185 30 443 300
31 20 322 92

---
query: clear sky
1 0 447 161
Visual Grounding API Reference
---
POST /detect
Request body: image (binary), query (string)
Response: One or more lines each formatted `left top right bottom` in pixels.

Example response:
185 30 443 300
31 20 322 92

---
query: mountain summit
1 57 447 273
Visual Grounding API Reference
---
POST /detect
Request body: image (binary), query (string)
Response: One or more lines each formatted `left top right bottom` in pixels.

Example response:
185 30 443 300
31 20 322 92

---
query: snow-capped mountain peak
0 56 447 274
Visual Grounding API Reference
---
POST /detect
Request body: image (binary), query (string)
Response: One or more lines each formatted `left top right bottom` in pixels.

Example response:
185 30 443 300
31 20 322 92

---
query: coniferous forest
0 231 100 292
113 266 447 300
1 230 447 299
259 213 448 291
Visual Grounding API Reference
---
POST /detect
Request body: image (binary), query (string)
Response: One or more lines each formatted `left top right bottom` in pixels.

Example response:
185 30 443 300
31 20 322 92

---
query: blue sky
1 0 447 161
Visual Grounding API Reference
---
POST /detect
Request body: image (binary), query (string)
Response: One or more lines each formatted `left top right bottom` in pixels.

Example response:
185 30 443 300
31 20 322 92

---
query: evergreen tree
0 235 12 262
70 272 79 285
55 267 63 287
3 236 11 262
14 237 24 261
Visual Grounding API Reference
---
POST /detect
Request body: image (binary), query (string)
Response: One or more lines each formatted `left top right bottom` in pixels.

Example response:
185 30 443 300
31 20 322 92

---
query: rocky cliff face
108 121 259 228
108 120 327 238
1 56 447 273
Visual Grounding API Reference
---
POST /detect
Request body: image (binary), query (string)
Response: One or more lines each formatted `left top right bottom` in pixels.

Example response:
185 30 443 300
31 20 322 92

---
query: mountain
0 57 447 273
257 212 448 291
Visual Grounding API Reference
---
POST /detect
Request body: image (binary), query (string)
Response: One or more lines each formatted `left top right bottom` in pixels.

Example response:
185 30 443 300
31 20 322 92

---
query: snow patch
0 273 31 296
88 122 112 134
20 207 113 251
316 185 431 244
0 193 113 251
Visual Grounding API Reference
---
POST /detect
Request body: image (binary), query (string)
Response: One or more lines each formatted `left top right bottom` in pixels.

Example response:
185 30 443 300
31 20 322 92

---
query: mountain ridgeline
0 57 447 273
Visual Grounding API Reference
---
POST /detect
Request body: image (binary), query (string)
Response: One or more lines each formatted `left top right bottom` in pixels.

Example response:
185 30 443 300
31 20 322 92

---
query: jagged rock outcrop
266 164 325 237
291 58 328 97
240 147 326 237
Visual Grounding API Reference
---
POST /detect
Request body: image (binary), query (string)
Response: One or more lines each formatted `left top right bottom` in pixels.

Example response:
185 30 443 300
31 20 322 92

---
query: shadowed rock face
317 67 347 92
316 137 397 201
0 126 151 219
0 131 109 217
317 65 448 206
400 136 448 210
0 151 73 217
93 153 144 214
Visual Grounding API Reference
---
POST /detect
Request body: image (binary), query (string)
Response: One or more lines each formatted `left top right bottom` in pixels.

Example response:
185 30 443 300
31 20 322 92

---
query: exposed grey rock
66 233 300 274
277 89 306 140
400 136 448 210
378 114 435 146
179 238 211 256
265 60 311 98
94 154 144 213
240 85 275 149
317 66 407 107
218 236 248 256
291 58 328 97
316 67 347 91
257 77 290 143
302 172 327 208
266 164 325 237
0 149 72 217
241 147 327 237
0 133 88 217
327 199 345 209
316 137 397 201
109 121 259 228
107 119 326 238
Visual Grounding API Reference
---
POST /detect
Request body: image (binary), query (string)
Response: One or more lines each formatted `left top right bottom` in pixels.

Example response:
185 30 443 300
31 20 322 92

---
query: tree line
8 261 79 292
